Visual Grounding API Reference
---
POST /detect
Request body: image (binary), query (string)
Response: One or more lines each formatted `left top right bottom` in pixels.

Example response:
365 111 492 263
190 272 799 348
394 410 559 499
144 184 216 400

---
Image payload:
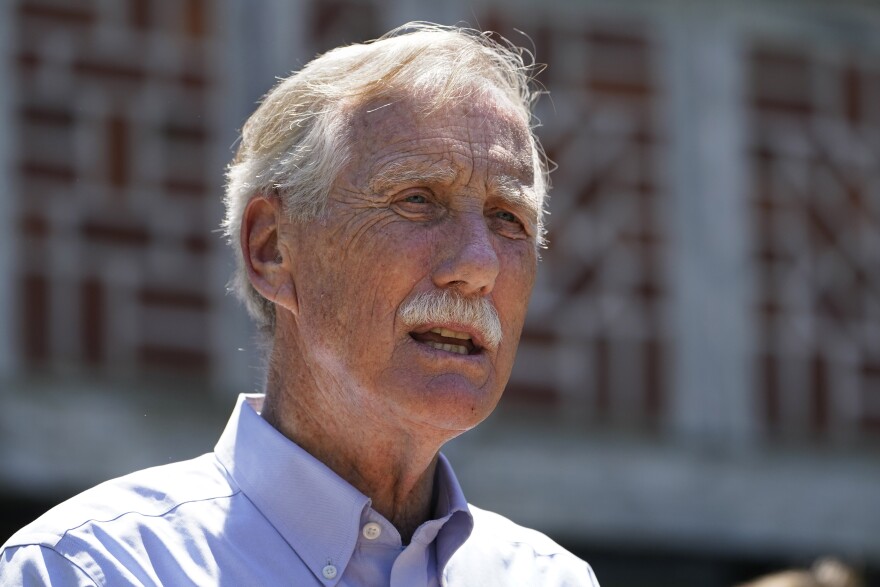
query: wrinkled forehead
344 88 539 188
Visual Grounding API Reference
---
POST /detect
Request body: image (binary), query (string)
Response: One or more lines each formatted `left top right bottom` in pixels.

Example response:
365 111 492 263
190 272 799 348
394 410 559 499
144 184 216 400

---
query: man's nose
431 213 500 296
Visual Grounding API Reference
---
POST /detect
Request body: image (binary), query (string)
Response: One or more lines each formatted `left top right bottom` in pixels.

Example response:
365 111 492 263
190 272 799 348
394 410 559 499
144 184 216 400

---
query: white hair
398 289 503 350
222 22 550 332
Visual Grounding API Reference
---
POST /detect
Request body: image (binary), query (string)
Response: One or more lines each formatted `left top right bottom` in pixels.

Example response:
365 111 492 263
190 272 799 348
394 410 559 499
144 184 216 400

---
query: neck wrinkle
261 325 445 545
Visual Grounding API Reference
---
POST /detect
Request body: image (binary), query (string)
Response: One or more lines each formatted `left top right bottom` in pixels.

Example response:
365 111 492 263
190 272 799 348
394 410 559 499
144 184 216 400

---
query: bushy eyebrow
490 174 540 219
369 160 458 193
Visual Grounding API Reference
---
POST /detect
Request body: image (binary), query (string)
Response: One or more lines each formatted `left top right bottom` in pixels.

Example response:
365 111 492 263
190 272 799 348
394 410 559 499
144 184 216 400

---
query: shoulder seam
58 489 242 544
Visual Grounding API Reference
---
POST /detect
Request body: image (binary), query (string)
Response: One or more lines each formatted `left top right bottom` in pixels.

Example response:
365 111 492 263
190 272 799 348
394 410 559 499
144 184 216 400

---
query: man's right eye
392 191 441 221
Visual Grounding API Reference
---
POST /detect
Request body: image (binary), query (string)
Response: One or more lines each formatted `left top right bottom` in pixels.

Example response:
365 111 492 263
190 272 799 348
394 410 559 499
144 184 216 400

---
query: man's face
281 91 540 436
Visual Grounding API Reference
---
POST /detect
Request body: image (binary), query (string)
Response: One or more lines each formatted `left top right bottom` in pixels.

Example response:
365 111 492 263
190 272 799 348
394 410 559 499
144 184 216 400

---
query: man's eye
391 192 438 220
495 210 519 223
490 209 530 239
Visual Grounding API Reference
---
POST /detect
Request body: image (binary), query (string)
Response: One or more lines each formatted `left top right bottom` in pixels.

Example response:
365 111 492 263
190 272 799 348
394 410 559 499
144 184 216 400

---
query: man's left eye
494 210 519 223
489 209 529 239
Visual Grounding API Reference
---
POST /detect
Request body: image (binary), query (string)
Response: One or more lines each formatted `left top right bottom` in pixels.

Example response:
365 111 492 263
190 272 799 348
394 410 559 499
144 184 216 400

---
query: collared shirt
1 394 599 586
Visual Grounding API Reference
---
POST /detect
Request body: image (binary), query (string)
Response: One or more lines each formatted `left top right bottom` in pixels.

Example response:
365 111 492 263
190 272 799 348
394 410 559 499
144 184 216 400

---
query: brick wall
13 0 221 378
749 41 880 441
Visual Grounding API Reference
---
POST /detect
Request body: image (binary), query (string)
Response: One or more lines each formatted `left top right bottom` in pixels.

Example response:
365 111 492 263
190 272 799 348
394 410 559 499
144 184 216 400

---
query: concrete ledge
0 377 230 496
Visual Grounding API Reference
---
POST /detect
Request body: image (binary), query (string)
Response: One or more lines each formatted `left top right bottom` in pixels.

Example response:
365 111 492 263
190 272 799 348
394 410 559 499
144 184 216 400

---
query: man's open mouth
410 327 481 356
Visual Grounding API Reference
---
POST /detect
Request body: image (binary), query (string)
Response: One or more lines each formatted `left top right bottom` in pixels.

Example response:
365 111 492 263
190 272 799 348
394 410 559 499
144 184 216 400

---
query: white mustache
398 289 502 350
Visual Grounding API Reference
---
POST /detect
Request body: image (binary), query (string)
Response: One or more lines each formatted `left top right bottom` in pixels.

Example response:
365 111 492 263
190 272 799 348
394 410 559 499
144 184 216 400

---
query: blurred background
0 0 878 585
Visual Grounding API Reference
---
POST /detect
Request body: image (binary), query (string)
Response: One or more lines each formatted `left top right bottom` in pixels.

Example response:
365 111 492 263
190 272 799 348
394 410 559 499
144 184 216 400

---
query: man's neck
261 358 448 543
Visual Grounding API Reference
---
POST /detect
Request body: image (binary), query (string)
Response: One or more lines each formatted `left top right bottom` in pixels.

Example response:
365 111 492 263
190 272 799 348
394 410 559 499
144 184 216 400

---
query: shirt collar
214 394 474 583
432 453 474 570
215 394 369 584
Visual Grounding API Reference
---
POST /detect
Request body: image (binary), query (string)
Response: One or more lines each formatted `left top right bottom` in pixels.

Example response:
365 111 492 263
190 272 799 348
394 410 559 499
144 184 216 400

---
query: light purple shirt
1 394 598 586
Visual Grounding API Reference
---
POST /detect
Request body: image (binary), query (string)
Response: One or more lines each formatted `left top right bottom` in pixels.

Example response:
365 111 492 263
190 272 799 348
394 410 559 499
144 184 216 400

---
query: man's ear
240 194 298 315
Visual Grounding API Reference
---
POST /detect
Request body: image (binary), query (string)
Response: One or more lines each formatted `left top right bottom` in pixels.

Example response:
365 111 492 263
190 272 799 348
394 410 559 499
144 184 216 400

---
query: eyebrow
490 174 541 218
369 160 458 194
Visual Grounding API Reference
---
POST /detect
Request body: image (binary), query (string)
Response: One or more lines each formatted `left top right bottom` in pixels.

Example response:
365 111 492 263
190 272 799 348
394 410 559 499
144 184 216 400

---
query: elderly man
1 23 598 586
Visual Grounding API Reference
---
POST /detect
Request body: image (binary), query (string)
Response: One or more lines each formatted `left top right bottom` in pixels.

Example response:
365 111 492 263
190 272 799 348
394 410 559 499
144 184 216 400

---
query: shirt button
322 564 338 580
362 522 382 540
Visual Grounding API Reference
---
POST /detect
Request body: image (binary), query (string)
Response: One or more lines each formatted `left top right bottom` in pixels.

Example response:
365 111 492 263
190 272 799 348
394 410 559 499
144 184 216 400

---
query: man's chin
402 372 504 429
384 341 510 430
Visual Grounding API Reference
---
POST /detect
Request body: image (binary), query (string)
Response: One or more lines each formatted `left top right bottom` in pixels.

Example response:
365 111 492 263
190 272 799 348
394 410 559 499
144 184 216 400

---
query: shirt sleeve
0 544 98 586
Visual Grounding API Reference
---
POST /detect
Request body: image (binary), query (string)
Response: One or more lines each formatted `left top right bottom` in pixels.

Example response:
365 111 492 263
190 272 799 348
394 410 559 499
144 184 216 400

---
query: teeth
429 327 472 340
425 341 469 355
